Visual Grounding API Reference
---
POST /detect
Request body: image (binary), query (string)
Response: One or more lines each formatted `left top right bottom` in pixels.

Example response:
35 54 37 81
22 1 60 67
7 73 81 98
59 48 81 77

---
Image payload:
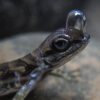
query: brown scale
0 53 38 93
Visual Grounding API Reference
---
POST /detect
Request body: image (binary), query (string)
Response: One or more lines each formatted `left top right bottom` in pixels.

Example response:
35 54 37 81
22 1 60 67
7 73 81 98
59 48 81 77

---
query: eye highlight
52 38 70 51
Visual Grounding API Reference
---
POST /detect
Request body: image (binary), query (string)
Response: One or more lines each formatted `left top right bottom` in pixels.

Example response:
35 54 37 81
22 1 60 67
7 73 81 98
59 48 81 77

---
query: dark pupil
53 39 69 51
56 40 66 49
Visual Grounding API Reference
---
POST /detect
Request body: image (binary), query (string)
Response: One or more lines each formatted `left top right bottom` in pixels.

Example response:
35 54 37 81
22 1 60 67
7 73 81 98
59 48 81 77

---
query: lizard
0 10 90 100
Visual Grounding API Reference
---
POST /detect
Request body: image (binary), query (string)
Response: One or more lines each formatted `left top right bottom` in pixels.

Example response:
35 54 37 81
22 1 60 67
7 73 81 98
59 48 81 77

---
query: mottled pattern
0 33 99 100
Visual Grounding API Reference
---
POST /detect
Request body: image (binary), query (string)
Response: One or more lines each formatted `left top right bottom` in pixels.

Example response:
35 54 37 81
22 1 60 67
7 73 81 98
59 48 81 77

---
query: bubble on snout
66 9 86 33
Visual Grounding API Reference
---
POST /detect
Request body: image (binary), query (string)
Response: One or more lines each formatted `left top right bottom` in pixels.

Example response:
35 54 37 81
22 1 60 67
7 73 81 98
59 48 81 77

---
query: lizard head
36 10 90 69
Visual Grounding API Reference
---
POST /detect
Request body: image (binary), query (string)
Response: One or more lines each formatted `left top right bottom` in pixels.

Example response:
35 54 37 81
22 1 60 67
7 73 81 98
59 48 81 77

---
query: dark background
0 0 88 38
0 0 99 40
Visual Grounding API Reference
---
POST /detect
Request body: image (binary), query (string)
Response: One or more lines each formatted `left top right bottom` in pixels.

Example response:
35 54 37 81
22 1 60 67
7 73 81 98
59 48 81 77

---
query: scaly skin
0 10 90 100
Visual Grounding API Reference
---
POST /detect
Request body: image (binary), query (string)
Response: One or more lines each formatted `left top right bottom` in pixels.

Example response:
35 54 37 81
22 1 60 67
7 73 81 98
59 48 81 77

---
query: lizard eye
52 38 70 51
